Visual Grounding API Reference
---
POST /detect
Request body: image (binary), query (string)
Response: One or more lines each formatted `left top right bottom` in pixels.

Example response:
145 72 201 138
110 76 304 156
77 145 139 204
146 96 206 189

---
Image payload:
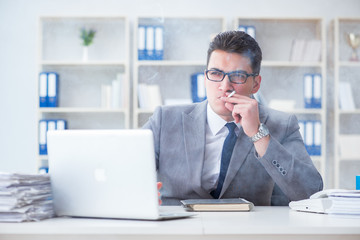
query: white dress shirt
201 103 240 193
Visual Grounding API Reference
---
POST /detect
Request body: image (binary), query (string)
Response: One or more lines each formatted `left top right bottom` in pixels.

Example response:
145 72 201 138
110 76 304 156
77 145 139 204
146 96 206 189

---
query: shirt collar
206 103 241 136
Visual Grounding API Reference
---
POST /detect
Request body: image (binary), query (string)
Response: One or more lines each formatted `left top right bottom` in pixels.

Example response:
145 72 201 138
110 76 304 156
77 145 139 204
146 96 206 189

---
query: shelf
339 157 360 161
286 108 324 114
38 108 127 113
262 61 323 67
40 61 127 66
338 61 360 67
136 60 206 66
338 109 360 114
334 17 360 188
37 15 131 172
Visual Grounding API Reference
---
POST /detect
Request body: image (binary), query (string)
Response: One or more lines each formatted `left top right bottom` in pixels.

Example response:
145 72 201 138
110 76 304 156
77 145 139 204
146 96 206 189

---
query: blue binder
39 120 48 155
39 119 67 156
154 25 164 60
191 73 207 103
304 121 314 155
39 72 48 107
56 119 67 130
312 74 322 108
313 120 321 156
146 26 155 60
303 74 313 108
138 25 146 60
38 166 49 174
47 72 59 107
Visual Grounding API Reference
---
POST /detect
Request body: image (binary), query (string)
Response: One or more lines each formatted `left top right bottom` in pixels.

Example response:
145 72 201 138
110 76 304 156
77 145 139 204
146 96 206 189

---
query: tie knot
225 122 237 132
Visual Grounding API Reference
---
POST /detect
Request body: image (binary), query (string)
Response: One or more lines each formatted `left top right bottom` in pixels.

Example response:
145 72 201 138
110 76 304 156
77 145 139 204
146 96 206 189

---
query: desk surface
1 206 360 240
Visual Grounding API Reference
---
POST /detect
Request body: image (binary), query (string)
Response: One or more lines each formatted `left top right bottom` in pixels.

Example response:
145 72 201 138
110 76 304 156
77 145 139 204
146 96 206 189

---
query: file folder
146 26 155 60
154 26 164 60
56 119 67 130
312 74 322 108
303 74 313 108
305 121 314 155
191 73 206 103
47 73 59 107
313 121 321 156
47 120 56 132
39 120 47 155
138 25 146 60
39 72 48 107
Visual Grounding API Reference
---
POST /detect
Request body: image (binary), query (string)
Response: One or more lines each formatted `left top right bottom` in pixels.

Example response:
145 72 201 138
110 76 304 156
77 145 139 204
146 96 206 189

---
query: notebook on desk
47 129 194 220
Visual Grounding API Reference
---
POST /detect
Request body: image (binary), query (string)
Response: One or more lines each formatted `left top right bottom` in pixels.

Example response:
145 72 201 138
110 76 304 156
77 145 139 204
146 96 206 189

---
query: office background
1 0 360 189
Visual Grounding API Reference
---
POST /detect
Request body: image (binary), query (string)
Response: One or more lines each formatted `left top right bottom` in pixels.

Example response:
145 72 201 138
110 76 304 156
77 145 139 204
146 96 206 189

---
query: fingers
157 182 162 205
157 181 162 190
221 94 260 136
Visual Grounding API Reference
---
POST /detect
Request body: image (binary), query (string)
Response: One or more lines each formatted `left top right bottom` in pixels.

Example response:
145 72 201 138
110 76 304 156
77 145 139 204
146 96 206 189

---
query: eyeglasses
205 69 258 84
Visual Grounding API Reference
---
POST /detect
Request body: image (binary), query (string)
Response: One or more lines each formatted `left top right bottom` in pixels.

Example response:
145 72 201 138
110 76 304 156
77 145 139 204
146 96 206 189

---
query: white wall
0 0 359 186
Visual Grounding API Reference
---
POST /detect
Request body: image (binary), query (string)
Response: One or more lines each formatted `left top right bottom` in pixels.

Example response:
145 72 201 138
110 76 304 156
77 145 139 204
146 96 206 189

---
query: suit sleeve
257 114 323 201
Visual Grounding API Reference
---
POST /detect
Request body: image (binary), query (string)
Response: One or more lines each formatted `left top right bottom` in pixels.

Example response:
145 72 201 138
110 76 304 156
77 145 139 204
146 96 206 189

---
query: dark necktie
210 122 237 199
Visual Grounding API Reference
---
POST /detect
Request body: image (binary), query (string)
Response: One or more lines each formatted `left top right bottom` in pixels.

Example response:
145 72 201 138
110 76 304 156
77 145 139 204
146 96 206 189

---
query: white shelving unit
234 17 327 180
37 16 130 171
133 16 226 128
334 17 360 189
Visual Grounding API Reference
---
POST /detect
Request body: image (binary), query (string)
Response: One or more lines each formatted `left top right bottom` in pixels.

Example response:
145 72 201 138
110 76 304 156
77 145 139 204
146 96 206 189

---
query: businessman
143 30 323 206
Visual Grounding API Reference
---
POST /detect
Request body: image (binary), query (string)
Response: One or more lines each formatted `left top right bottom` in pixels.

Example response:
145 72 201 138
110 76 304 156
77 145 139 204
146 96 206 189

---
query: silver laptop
47 129 194 220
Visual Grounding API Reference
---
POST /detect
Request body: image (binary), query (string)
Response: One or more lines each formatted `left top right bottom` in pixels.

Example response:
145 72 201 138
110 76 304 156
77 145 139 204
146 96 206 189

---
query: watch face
251 123 269 142
260 124 269 133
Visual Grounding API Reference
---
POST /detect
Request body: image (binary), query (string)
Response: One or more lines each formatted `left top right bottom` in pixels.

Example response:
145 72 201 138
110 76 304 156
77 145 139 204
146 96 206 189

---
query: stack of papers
326 190 360 215
289 189 360 215
0 172 55 222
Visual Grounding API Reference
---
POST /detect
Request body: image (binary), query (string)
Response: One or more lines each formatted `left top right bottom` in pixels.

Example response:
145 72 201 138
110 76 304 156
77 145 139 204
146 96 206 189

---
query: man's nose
219 74 232 91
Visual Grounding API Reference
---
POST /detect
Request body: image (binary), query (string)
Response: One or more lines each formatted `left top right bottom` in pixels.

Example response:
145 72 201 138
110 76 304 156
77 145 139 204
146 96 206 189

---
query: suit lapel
219 104 269 197
182 101 212 198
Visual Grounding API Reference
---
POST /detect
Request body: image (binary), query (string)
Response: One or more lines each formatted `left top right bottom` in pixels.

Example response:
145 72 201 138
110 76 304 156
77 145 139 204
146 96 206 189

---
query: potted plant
80 28 96 61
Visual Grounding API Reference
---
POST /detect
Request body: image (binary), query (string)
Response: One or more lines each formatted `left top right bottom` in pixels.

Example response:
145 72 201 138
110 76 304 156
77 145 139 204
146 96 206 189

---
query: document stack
290 189 360 215
0 172 54 222
325 190 360 215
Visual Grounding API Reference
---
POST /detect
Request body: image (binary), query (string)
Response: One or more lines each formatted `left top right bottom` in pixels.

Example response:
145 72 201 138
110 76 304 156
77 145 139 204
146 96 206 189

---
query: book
339 82 355 110
180 198 254 212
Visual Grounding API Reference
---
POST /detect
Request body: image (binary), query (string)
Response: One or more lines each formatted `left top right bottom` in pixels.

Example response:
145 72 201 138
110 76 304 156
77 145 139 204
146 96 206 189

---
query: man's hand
221 93 270 157
157 182 162 205
221 93 260 137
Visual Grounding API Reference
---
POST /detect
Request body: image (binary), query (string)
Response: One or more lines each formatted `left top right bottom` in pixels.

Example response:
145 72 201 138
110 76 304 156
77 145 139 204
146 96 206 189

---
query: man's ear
251 75 261 94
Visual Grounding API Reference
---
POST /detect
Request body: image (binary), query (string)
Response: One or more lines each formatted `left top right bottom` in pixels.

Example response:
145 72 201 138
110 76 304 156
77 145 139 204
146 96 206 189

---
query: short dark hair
206 30 262 74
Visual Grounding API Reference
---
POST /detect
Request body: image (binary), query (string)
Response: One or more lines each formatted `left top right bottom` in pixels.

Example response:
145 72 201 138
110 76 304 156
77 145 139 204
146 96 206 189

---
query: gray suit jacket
143 100 323 206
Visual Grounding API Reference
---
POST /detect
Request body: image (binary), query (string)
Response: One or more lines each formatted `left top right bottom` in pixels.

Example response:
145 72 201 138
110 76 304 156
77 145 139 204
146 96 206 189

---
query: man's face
205 49 261 121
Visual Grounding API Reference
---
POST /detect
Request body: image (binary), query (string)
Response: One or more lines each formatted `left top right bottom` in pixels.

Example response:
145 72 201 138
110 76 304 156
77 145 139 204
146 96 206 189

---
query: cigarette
228 91 236 98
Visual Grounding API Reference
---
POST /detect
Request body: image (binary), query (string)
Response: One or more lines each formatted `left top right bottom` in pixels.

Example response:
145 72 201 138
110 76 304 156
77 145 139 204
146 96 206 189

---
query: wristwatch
251 123 270 142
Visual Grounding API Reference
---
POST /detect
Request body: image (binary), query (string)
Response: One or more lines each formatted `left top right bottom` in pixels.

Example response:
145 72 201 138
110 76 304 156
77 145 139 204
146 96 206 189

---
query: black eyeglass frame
205 69 259 84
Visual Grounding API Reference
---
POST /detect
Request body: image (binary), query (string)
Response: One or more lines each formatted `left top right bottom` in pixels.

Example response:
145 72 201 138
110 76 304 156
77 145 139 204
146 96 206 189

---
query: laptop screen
47 129 160 220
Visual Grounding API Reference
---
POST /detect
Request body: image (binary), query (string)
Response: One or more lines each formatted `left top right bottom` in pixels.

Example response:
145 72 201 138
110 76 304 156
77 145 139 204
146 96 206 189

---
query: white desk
1 206 360 240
